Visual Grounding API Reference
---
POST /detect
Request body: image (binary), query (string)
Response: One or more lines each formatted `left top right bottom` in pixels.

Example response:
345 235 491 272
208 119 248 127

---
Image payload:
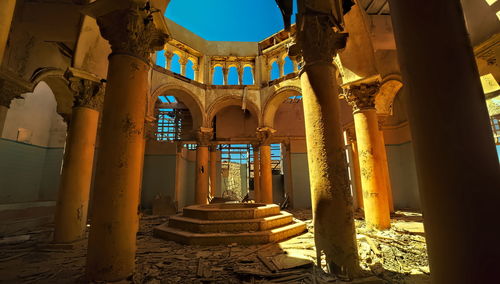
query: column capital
65 68 104 111
164 50 174 60
178 56 189 66
89 4 168 62
290 14 348 67
256 127 276 146
341 82 381 113
195 127 213 146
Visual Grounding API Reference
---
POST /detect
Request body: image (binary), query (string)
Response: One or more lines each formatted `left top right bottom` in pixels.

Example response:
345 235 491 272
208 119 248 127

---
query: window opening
243 66 254 85
270 61 280 80
212 66 224 85
284 56 294 75
228 66 239 85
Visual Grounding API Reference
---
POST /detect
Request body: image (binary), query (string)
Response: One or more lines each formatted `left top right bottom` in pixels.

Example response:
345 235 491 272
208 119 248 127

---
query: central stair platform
154 203 307 245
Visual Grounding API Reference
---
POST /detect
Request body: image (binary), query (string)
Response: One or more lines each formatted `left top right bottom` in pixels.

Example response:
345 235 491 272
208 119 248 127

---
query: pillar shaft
253 146 261 202
352 109 390 229
54 107 99 243
259 145 273 204
296 10 359 277
85 6 167 281
209 147 217 198
377 124 394 213
195 146 209 204
388 0 500 282
0 0 16 66
350 139 364 210
222 67 229 85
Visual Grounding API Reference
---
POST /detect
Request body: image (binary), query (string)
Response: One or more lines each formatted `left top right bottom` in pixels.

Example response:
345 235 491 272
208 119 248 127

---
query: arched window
243 66 254 85
171 54 181 74
228 66 239 85
185 59 195 80
156 50 166 68
284 56 294 75
212 66 224 85
270 61 280 80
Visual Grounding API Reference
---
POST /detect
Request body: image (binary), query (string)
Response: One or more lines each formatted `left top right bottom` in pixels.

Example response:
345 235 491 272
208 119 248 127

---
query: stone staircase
154 203 306 245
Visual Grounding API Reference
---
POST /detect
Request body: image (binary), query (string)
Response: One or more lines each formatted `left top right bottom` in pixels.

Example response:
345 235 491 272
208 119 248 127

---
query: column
179 56 188 76
165 51 174 70
222 66 229 85
294 9 360 277
388 1 500 282
209 145 217 198
195 128 212 204
0 0 16 66
377 118 394 213
53 70 103 244
257 127 275 204
193 64 199 82
277 58 284 78
84 5 167 282
342 82 391 230
237 66 244 85
252 143 261 202
344 130 363 210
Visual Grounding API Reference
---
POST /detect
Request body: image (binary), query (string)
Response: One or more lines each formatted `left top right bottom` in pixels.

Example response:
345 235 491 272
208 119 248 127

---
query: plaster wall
274 102 305 137
215 106 258 139
462 0 500 45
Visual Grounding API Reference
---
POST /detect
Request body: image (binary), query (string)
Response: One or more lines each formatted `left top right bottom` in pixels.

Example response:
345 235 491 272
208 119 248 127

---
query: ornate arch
206 94 261 127
149 83 205 130
262 86 302 128
375 74 404 116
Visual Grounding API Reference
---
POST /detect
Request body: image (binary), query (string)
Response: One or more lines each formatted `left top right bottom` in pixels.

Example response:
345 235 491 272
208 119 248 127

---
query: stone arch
206 95 261 127
30 68 74 121
375 75 404 116
150 84 205 130
262 86 302 128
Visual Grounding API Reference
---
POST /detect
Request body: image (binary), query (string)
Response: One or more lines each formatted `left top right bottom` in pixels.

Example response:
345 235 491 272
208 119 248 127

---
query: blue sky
165 0 296 42
156 0 297 82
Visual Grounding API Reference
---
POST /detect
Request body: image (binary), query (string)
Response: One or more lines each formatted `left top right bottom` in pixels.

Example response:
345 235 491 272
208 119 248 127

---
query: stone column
84 5 167 282
277 58 284 78
344 129 363 210
0 0 16 66
342 82 391 230
193 64 199 82
209 145 217 198
377 118 394 213
222 67 229 85
53 70 103 243
293 9 360 277
252 143 261 202
237 66 244 85
179 56 188 76
165 51 174 70
388 1 500 282
195 128 212 204
257 127 275 204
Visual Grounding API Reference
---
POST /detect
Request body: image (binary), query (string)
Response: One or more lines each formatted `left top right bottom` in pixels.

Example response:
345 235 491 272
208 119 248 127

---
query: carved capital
178 56 189 66
96 7 168 62
65 68 104 111
256 127 276 146
195 127 213 146
341 82 380 113
292 14 348 66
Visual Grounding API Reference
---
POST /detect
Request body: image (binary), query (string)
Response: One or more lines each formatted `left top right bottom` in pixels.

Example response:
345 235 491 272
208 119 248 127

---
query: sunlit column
257 127 275 204
222 66 229 85
277 57 284 78
179 56 188 76
295 9 360 276
195 128 212 204
342 82 391 230
237 66 244 85
54 69 103 244
165 51 174 70
84 4 167 281
0 0 16 66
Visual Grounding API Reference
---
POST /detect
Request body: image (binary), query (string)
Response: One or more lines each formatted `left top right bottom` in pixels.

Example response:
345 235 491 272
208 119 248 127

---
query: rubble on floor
0 209 430 284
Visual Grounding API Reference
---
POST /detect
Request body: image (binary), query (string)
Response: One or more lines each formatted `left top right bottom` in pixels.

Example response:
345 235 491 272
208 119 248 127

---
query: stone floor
0 209 430 284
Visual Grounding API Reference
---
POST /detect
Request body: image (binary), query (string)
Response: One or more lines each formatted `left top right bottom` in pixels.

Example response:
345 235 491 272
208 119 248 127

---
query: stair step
154 220 307 245
169 211 294 233
182 203 280 220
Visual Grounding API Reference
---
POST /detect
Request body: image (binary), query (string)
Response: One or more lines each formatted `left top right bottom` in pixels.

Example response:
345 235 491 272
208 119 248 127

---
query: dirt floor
0 209 430 284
